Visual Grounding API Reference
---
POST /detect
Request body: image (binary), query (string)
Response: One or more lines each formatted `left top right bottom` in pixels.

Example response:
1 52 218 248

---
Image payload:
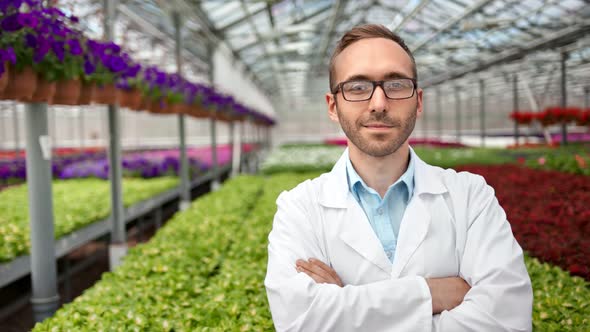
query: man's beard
337 106 417 158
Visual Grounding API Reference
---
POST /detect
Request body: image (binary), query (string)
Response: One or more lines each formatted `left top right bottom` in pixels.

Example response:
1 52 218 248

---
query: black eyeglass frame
332 78 418 102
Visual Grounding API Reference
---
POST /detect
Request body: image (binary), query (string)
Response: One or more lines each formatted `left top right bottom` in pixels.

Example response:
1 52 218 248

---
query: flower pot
176 103 191 116
78 82 96 105
0 62 9 96
119 88 142 110
149 99 168 114
93 84 119 105
51 79 81 105
138 97 150 112
190 104 210 118
0 66 38 101
29 77 56 103
167 102 182 114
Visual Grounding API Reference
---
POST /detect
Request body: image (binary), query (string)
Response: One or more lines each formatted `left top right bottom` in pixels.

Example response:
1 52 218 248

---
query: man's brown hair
328 24 417 93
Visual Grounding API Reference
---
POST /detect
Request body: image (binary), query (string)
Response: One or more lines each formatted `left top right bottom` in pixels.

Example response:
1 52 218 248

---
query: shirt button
377 208 384 215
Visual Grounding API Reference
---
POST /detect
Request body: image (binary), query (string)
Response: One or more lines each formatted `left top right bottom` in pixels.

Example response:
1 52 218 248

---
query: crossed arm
296 258 471 315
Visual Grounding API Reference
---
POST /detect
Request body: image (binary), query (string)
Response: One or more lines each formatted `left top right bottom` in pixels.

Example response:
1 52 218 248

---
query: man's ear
326 93 340 123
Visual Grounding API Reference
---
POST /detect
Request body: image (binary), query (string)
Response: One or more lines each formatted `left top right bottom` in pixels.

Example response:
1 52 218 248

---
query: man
265 24 532 331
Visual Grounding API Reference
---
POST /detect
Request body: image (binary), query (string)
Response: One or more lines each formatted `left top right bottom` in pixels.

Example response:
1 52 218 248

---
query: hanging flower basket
29 77 56 103
118 88 142 110
93 83 119 105
0 66 38 101
77 82 96 105
51 79 81 105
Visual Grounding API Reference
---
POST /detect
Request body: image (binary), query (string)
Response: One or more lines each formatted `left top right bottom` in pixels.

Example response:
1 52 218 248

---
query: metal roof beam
235 1 333 54
411 0 495 53
422 22 590 87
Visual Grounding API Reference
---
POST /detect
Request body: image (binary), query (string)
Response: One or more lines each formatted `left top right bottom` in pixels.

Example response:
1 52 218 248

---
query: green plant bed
0 177 179 262
33 176 264 332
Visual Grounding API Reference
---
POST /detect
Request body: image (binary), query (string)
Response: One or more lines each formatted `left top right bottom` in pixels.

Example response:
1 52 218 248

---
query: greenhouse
0 0 589 330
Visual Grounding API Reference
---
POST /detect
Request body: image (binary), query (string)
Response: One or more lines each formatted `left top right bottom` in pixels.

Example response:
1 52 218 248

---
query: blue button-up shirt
346 151 415 263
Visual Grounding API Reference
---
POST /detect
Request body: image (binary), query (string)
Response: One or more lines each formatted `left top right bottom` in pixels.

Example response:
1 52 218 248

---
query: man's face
326 38 423 158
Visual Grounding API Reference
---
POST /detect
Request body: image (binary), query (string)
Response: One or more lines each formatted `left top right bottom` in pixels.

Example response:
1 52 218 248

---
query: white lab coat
265 148 532 332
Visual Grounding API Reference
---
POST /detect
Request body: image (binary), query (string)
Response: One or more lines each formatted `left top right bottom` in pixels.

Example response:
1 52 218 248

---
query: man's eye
346 83 371 91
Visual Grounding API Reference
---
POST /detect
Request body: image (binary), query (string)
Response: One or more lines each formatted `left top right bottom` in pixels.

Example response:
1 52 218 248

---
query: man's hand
426 277 471 314
295 258 343 287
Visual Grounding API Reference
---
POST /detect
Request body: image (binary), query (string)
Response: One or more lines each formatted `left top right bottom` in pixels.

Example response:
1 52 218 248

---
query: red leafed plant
509 111 535 125
456 164 590 280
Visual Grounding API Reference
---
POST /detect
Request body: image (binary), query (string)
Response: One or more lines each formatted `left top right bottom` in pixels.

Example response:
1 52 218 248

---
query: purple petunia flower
1 14 23 31
0 47 17 65
67 39 82 56
25 33 37 48
33 36 50 63
105 55 126 72
83 59 96 75
17 12 38 28
51 40 65 62
69 15 79 23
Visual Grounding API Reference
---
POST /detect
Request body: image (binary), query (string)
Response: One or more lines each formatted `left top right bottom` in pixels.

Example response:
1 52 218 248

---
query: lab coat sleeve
432 175 533 331
265 189 433 332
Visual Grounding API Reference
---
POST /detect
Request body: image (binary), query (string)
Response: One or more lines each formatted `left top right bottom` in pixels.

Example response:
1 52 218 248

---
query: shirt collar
345 148 415 198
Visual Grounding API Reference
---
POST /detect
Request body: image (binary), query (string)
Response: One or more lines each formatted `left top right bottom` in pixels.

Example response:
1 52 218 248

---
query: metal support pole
210 115 219 190
422 95 428 139
13 102 19 153
436 87 442 139
479 79 486 147
454 87 461 142
585 87 589 110
104 0 127 269
25 103 59 322
232 120 242 177
229 121 235 175
79 110 85 148
513 74 519 145
173 11 190 211
206 43 220 190
560 52 568 145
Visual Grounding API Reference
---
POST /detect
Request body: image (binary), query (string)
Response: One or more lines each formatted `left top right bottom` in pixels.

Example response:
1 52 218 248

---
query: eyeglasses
333 78 417 102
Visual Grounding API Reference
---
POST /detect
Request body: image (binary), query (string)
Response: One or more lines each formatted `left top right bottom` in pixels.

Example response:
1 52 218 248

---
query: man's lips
363 123 394 129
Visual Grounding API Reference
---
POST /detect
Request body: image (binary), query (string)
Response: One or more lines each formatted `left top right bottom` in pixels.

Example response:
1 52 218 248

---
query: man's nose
368 85 387 112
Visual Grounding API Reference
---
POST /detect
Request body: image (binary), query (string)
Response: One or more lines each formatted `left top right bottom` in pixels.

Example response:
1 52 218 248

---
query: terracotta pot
30 77 56 103
78 82 96 105
190 104 211 118
51 79 81 105
0 62 8 97
119 88 142 110
138 97 150 112
149 99 168 114
93 84 119 105
0 66 38 101
176 103 192 116
167 102 182 114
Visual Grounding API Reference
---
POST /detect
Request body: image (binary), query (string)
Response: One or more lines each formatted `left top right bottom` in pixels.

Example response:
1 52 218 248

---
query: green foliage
526 151 590 176
0 177 178 262
260 145 344 175
527 256 590 330
32 175 264 332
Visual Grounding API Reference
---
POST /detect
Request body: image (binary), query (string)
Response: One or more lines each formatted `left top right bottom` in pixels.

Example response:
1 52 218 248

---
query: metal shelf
0 164 234 289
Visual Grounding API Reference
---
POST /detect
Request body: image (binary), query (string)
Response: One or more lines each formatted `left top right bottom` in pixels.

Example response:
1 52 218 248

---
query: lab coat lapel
338 195 392 274
391 196 431 278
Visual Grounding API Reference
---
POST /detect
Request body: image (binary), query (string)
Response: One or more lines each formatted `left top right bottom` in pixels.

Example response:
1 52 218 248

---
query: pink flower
537 157 546 165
